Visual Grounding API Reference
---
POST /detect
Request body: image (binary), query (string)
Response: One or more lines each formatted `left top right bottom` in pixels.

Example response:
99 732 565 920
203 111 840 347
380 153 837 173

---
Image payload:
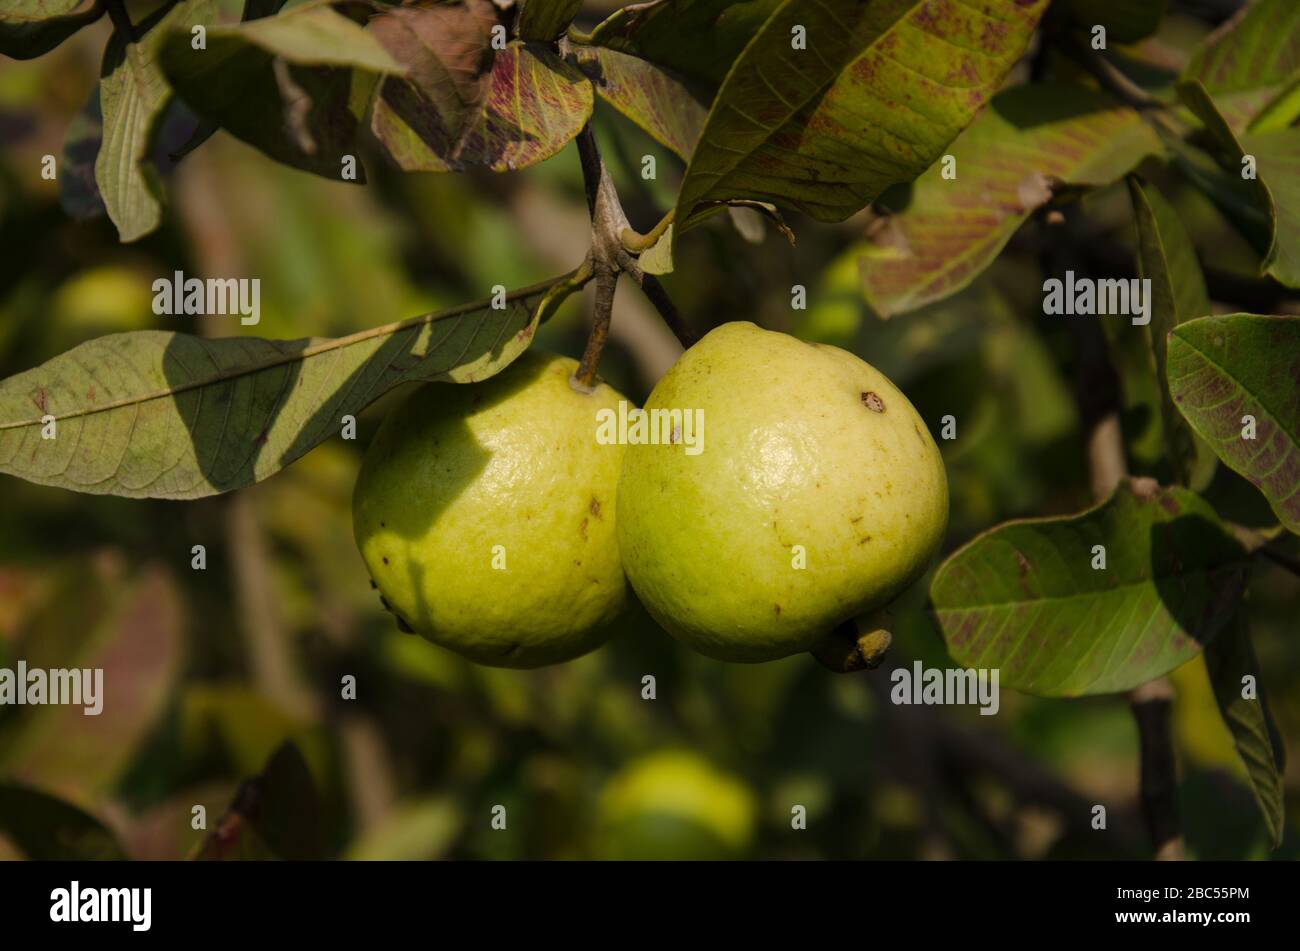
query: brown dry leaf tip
862 391 885 413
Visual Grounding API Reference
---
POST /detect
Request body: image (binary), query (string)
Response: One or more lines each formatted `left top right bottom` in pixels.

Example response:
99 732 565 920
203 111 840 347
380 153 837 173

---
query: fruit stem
573 265 617 390
570 118 695 372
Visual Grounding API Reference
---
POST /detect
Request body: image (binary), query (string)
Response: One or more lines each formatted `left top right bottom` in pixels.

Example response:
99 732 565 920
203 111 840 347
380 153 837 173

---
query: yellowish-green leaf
0 276 575 499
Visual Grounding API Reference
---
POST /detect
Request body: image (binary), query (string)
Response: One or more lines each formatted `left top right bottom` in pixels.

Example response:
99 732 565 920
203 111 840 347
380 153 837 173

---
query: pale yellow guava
616 322 948 662
597 751 757 860
352 350 630 668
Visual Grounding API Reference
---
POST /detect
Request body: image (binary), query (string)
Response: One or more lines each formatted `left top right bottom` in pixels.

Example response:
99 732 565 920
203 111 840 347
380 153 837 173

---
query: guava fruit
352 350 630 668
616 321 948 662
597 751 756 860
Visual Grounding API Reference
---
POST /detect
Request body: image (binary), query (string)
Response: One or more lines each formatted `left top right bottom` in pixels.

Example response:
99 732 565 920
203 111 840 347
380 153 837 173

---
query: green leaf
573 46 707 161
858 83 1160 317
1179 80 1299 289
1127 176 1215 489
0 783 126 860
931 479 1249 698
368 0 591 172
159 0 404 182
1239 128 1300 289
0 563 184 802
584 0 782 90
1166 314 1300 535
0 0 102 61
1066 0 1165 45
195 741 322 860
1204 616 1286 848
96 0 219 242
674 0 1049 231
517 0 582 42
0 275 575 499
1183 0 1300 134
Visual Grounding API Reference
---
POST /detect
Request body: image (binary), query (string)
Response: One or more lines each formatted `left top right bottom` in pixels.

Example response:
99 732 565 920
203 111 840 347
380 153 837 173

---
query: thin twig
105 0 137 42
616 249 697 348
622 210 675 254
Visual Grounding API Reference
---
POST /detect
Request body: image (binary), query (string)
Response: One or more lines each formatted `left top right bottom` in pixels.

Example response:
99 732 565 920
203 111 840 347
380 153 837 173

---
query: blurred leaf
345 797 461 859
931 479 1249 697
0 564 184 803
1166 314 1300 534
1179 80 1299 288
517 0 582 42
159 0 404 182
96 0 220 242
1182 0 1300 133
858 84 1160 317
0 0 102 61
0 275 573 499
194 741 322 860
180 685 322 778
1066 0 1166 44
674 0 1048 231
0 783 126 860
1204 616 1285 847
584 0 781 89
1127 176 1215 488
573 46 706 161
59 85 106 221
370 12 592 174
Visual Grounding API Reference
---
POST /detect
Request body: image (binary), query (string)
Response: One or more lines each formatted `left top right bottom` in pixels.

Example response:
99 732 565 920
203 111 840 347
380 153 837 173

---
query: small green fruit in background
617 322 948 662
353 350 630 668
598 751 756 860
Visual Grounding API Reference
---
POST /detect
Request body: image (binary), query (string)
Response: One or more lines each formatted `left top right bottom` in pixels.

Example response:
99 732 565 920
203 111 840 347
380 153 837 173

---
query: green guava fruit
597 751 756 860
616 322 948 662
352 350 630 668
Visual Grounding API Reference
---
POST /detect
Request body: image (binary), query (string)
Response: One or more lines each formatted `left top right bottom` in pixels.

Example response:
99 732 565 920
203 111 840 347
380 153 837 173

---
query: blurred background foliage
0 0 1297 860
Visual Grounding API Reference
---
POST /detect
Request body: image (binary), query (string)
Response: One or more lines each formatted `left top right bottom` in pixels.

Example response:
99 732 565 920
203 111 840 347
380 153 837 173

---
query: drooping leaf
1204 616 1286 848
931 479 1249 698
583 0 782 90
1166 314 1300 535
1066 0 1166 45
517 0 582 42
1183 0 1300 133
371 17 592 174
0 784 126 860
0 0 102 61
675 0 1049 232
858 83 1160 317
194 741 322 860
0 563 184 803
573 45 707 161
96 0 219 242
0 275 575 499
1238 128 1300 289
1127 176 1215 489
1179 80 1299 289
159 0 404 182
